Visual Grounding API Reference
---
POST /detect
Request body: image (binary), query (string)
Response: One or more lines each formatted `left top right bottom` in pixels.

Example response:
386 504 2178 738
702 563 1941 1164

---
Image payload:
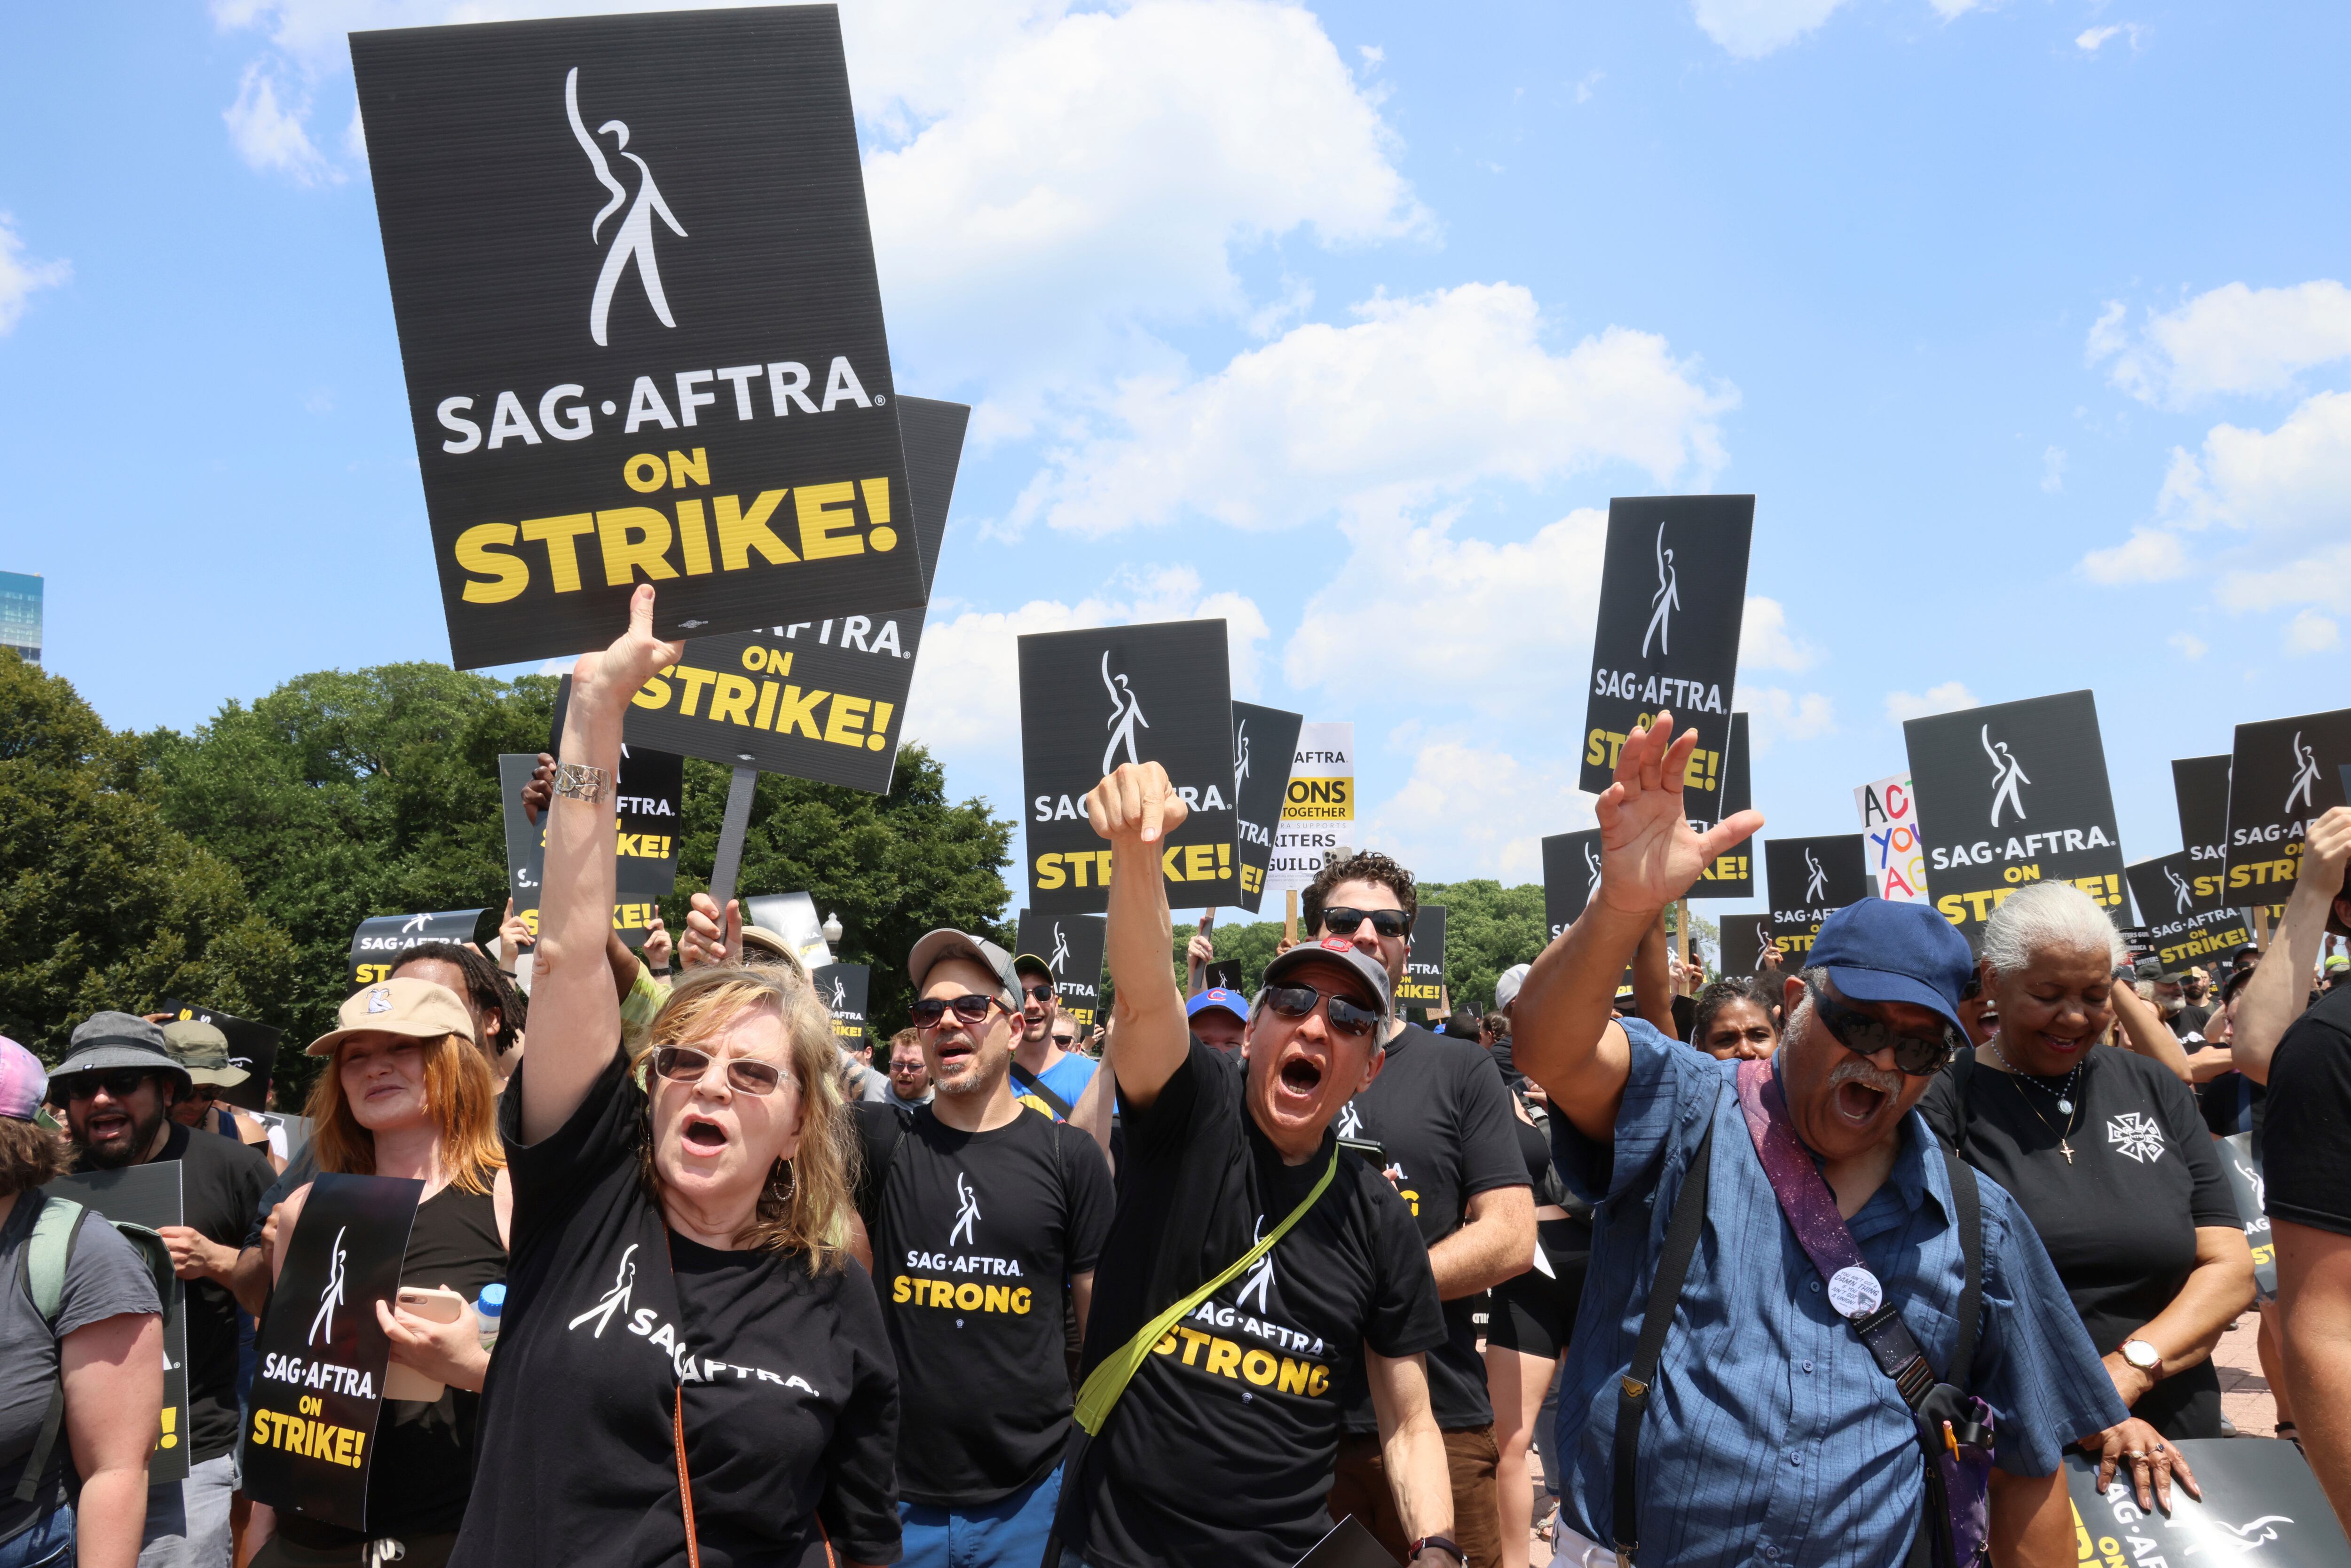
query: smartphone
1337 1137 1386 1167
395 1285 465 1324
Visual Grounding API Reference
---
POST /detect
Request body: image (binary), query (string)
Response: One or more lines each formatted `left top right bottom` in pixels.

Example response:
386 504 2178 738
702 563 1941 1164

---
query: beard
75 1102 166 1169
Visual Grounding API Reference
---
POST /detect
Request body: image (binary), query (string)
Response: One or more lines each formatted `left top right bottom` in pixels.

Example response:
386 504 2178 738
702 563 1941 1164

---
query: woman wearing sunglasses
1921 882 2252 1466
450 586 898 1568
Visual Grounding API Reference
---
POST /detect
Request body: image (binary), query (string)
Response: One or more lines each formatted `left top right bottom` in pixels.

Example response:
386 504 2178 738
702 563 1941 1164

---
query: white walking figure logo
2166 864 2193 914
400 912 428 935
1804 847 1827 904
1236 1215 1275 1313
568 1243 638 1337
1100 652 1150 774
1640 523 1680 659
307 1226 348 1347
1753 920 1774 971
830 974 846 1010
1982 725 2030 827
2285 731 2321 813
567 67 686 349
1583 842 1603 908
1049 922 1071 975
949 1174 981 1248
1235 720 1251 790
2178 1513 2294 1556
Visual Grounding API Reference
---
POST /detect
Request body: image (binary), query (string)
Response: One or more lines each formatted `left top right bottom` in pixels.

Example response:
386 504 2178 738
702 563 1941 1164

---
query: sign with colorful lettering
1269 722 1355 897
1854 771 1930 906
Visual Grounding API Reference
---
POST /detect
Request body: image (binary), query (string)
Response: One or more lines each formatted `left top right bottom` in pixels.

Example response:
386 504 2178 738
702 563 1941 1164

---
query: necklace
1987 1039 2083 1165
1988 1039 2081 1116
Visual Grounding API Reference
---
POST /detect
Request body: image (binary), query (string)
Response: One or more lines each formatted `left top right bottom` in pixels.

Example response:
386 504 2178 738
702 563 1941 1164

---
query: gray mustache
1827 1055 1903 1098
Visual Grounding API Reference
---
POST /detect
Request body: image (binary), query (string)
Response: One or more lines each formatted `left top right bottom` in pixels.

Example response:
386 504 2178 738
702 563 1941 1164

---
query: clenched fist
1085 762 1190 847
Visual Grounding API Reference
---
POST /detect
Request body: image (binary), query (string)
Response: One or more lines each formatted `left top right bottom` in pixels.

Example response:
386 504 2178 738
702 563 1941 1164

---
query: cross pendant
2059 1138 2075 1165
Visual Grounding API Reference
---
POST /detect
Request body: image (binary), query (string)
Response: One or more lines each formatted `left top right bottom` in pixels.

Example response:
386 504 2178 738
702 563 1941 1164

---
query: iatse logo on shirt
564 1243 821 1395
2105 1112 2168 1165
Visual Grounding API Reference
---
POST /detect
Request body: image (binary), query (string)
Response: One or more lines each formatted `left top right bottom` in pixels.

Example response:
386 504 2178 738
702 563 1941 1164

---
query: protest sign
1689 711 1754 899
45 1164 189 1482
351 8 923 668
2065 1440 2347 1566
1203 959 1246 994
812 962 870 1054
1854 771 1930 906
619 396 970 790
497 747 682 949
1395 906 1446 1013
1269 722 1355 897
1542 829 1605 940
158 997 279 1114
1578 495 1752 822
1014 910 1106 1032
2172 754 2231 871
1019 621 1239 913
2222 708 2351 908
245 1174 424 1531
347 910 487 991
2218 1132 2277 1299
742 891 834 968
1763 835 1869 961
1903 690 2126 941
1715 913 1784 978
1231 701 1304 914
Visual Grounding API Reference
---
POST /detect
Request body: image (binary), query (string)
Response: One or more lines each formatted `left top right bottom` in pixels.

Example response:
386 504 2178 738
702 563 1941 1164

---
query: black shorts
1487 1217 1590 1360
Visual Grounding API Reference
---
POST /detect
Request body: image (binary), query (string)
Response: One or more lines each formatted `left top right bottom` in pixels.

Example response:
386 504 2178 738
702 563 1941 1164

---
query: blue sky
3 0 2345 907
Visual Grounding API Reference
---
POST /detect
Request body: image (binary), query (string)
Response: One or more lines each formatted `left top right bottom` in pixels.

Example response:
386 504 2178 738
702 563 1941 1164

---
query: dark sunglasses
911 994 1008 1030
651 1045 782 1096
1318 907 1412 940
1805 983 1964 1077
1021 984 1057 1005
1261 984 1382 1040
57 1069 160 1103
1050 1032 1078 1046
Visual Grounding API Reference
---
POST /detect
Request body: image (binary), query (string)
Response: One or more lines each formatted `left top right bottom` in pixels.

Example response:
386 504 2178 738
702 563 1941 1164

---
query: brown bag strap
673 1368 836 1568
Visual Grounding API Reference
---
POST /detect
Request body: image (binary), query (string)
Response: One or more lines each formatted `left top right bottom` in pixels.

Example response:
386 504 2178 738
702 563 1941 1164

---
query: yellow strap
1072 1145 1339 1435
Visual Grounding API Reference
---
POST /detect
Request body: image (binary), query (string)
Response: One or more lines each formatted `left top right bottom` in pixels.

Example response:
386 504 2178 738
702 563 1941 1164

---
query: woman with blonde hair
449 586 898 1568
243 976 511 1568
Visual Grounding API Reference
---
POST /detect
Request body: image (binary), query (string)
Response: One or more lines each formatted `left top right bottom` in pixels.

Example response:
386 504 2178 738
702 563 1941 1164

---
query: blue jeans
139 1451 238 1568
0 1506 73 1568
899 1464 1063 1568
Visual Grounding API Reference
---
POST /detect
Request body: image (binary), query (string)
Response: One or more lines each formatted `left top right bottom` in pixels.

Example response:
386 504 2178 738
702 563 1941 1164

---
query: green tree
0 656 297 1058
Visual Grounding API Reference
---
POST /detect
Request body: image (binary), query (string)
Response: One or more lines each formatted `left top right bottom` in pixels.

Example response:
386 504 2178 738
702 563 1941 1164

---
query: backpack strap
1009 1061 1074 1120
1941 1146 1983 1391
14 1198 91 1507
1610 1117 1715 1563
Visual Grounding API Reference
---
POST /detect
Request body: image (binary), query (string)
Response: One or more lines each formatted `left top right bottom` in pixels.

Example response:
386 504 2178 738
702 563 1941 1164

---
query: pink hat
0 1038 48 1122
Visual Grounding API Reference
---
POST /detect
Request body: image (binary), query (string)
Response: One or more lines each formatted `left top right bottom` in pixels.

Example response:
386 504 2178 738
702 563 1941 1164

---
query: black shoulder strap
1941 1145 1983 1391
1010 1061 1074 1119
1611 1117 1714 1563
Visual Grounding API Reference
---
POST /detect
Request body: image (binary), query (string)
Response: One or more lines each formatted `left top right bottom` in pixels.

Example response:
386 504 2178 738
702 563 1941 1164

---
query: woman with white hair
1921 882 2254 1478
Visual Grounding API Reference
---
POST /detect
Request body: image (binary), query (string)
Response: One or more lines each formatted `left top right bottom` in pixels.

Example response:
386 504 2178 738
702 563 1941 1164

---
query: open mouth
1832 1077 1891 1125
1278 1055 1323 1096
84 1111 133 1142
935 1038 975 1070
681 1114 728 1153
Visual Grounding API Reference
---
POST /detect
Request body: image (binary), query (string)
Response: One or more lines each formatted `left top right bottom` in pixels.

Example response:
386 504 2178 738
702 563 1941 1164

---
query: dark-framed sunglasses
911 994 1009 1031
55 1069 160 1103
1318 907 1413 941
1261 984 1382 1040
651 1045 783 1096
1020 983 1057 1005
1805 982 1964 1077
1050 1032 1079 1047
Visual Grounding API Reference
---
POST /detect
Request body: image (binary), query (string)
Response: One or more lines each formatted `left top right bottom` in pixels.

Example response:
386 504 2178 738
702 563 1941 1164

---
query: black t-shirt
1329 1023 1527 1432
2174 1004 2212 1039
73 1124 271 1463
853 1101 1113 1505
453 1042 900 1568
2261 983 2351 1237
1920 1048 2237 1436
1065 1039 1446 1568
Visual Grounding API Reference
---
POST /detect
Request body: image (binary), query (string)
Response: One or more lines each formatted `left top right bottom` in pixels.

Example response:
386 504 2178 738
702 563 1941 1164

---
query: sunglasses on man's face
911 994 1009 1031
59 1069 159 1103
1021 984 1056 1005
651 1045 783 1096
1261 984 1382 1040
1804 983 1964 1077
1318 907 1412 941
1050 1032 1078 1047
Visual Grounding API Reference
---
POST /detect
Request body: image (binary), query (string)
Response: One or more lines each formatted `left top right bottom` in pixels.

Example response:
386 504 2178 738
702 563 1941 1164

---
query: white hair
1980 882 2124 977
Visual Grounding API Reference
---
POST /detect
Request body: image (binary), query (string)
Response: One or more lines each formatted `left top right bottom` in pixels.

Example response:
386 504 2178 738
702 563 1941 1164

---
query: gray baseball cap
1494 963 1532 1012
1260 937 1394 1019
50 1013 192 1095
907 929 1021 1008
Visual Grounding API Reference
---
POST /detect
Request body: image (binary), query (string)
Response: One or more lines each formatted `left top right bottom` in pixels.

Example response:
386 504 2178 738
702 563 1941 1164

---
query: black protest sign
2218 1132 2277 1299
813 963 870 1053
245 1174 424 1530
45 1164 190 1482
620 397 970 791
1904 690 2126 940
497 747 681 950
1715 913 1784 978
1541 829 1604 941
1203 959 1246 994
1014 910 1107 1032
1394 906 1446 1012
742 892 835 969
158 997 279 1114
347 910 487 992
2065 1440 2348 1565
2222 708 2351 908
1763 835 1870 961
1231 701 1304 914
1019 621 1239 913
1578 495 1752 820
352 8 923 669
1689 711 1755 899
2172 754 2231 873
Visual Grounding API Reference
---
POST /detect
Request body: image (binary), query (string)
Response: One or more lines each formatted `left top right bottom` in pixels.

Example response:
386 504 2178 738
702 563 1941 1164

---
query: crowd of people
5 585 2350 1568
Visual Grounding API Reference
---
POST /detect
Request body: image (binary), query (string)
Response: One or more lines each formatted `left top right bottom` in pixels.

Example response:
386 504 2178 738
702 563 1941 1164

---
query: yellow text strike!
1936 872 2122 924
1032 841 1234 891
451 449 900 605
1584 730 1721 794
632 657 895 754
1152 1326 1330 1397
891 1277 1033 1315
250 1410 367 1469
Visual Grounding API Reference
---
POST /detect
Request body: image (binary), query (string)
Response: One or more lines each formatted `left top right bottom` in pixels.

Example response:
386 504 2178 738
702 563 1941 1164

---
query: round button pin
1826 1265 1883 1319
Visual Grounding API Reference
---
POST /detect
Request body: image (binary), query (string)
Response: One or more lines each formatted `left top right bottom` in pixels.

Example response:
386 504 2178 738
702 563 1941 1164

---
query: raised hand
575 583 686 712
681 891 740 969
1594 711 1764 916
1085 761 1190 847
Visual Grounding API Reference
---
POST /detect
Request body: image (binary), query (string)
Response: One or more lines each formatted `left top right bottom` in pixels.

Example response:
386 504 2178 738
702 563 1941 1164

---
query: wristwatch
2120 1339 2164 1379
1409 1537 1467 1566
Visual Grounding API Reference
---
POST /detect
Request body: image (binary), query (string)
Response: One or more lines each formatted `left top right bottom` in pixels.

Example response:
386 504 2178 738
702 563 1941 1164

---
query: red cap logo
1319 937 1354 954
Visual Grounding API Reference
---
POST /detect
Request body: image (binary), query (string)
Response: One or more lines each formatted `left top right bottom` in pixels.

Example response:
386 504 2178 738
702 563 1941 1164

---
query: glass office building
0 573 40 663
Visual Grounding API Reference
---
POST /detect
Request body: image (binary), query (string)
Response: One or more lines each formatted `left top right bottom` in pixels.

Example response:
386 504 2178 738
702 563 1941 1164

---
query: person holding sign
1513 712 2129 1568
241 977 511 1568
1054 761 1457 1568
454 585 898 1568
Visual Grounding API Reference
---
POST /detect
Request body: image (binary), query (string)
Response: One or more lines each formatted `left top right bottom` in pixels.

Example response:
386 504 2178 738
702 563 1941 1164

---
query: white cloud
1885 681 1976 723
1573 71 1603 103
2080 527 2191 584
1744 687 1836 754
2155 389 2351 535
1014 284 1733 537
2168 632 2207 661
2090 280 2351 407
1737 595 1821 674
1691 0 1850 57
2285 610 2340 656
1359 740 1591 882
2215 539 2351 615
2075 24 2140 52
1927 0 1984 15
0 215 71 335
224 63 342 185
2041 445 2066 493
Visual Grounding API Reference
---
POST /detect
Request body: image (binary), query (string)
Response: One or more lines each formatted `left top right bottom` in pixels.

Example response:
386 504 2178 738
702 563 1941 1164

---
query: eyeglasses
58 1069 158 1103
1261 984 1382 1040
1318 907 1412 941
1021 984 1057 1005
911 994 1008 1030
888 1058 926 1075
1804 983 1964 1077
1050 1033 1078 1047
651 1045 783 1096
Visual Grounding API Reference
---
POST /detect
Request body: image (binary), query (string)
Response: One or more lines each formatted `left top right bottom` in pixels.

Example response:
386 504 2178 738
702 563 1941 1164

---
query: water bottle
477 1282 506 1354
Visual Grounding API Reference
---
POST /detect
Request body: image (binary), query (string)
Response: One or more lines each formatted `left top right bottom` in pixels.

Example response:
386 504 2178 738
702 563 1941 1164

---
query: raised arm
1632 909 1679 1039
2232 807 2351 1085
1513 714 1763 1143
1088 762 1191 1110
522 584 684 1143
2109 981 2193 1085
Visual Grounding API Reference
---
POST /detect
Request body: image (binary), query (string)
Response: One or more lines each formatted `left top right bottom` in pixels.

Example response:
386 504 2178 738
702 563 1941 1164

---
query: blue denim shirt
1550 1022 2126 1568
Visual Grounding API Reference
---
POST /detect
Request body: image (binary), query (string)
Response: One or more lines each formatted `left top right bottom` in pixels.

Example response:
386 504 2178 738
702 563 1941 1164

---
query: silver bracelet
552 761 614 804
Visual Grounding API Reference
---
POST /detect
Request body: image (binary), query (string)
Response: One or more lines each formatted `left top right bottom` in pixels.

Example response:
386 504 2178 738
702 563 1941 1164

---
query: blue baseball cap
1187 988 1249 1023
1807 899 1974 1040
